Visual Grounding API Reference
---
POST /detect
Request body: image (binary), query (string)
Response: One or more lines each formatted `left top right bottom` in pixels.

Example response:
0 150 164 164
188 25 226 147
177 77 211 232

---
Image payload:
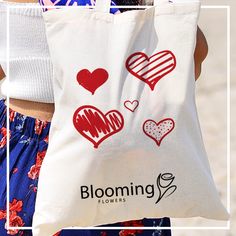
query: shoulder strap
95 0 111 13
154 0 170 5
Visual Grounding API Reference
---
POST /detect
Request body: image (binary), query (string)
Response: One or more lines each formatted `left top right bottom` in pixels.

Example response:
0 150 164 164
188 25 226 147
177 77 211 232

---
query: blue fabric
39 0 119 14
0 99 171 235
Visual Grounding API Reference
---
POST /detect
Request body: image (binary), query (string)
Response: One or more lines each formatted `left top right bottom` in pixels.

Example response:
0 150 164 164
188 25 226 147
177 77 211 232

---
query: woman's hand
194 27 208 80
0 66 5 80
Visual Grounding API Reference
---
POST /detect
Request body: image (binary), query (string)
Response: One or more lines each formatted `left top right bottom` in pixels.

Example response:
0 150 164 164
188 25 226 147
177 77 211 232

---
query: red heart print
126 51 176 91
77 68 109 95
73 105 124 148
143 118 175 146
124 100 139 112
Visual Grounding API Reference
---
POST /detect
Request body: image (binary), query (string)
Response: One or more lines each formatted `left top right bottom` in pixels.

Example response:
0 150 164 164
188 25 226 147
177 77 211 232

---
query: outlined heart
126 51 176 91
76 68 109 95
73 105 124 148
124 100 139 112
143 118 175 146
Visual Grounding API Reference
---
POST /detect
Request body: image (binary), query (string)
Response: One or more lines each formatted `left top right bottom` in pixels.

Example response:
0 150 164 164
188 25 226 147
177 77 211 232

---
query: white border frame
5 4 231 231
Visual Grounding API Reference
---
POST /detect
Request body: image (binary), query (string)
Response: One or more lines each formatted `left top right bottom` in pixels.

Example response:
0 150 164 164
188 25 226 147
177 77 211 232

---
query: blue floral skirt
0 99 171 236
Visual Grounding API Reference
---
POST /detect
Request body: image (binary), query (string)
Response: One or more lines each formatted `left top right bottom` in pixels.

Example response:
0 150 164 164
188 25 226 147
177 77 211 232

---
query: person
0 0 208 235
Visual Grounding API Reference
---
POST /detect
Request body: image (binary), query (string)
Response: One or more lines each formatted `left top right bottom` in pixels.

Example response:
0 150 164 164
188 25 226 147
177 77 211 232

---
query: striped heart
73 105 124 149
126 51 176 91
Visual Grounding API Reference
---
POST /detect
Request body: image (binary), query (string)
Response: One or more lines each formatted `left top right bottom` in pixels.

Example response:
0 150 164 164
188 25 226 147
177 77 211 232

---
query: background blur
0 0 235 235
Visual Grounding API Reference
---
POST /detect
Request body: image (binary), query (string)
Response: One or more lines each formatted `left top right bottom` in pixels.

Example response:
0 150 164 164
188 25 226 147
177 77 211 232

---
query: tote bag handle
95 0 170 13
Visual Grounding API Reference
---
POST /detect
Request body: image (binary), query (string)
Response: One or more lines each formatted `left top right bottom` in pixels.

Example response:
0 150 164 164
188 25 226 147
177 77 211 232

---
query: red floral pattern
28 150 47 180
34 119 48 135
0 199 25 235
0 209 6 220
9 110 16 122
100 231 108 236
0 104 52 235
6 211 24 235
119 220 144 236
53 231 62 236
44 135 49 143
12 168 18 174
9 199 23 212
0 127 11 148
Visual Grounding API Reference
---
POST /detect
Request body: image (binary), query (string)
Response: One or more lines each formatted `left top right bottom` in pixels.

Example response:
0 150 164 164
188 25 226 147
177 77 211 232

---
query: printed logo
77 68 109 95
73 105 124 148
155 173 177 204
126 51 176 91
143 118 175 146
80 173 177 205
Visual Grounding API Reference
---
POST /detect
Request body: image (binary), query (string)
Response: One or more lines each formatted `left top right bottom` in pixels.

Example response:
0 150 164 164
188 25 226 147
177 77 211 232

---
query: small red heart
126 51 176 91
143 118 175 146
124 100 139 112
73 105 124 148
77 68 109 95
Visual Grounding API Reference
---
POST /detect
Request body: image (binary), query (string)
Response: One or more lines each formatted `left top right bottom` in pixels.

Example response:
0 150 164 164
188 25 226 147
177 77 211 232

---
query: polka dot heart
143 118 175 146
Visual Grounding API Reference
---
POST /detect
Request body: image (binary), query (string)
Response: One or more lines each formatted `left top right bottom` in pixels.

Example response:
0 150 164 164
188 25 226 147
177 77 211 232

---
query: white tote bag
32 0 229 235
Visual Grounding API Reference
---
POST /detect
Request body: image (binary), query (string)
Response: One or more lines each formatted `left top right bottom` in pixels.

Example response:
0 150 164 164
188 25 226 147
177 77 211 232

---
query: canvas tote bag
32 0 229 235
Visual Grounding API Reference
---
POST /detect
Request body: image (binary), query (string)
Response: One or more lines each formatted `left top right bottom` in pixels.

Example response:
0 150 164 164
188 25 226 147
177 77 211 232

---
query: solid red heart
126 51 176 91
73 105 124 149
124 100 139 112
143 118 175 146
77 68 109 95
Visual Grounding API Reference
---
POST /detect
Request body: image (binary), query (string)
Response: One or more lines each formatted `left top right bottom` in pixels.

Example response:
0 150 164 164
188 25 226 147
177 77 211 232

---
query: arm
194 27 208 80
0 66 5 80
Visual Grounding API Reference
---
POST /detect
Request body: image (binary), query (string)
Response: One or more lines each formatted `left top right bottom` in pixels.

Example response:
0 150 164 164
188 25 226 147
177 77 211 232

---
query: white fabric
33 1 229 235
0 0 54 103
